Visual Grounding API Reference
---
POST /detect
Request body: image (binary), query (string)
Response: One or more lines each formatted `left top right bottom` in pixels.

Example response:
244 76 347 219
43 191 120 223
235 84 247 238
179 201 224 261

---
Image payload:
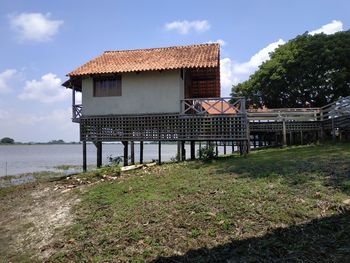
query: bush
198 145 217 162
94 165 121 177
1 137 14 144
107 155 123 165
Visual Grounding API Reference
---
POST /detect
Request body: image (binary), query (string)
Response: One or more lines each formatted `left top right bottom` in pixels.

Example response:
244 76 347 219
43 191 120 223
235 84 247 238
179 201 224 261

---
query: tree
233 30 350 108
1 137 15 144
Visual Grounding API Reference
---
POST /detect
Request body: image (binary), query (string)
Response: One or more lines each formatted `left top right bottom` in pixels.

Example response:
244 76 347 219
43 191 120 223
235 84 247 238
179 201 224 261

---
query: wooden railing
248 108 321 122
180 97 246 115
320 96 350 121
72 104 82 122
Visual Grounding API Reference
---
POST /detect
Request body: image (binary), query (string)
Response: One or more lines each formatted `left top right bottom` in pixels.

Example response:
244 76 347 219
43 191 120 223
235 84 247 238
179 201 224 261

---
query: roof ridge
104 43 219 53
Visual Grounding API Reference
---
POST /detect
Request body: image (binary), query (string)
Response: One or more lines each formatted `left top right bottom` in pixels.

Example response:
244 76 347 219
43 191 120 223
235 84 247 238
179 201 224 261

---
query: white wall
82 69 184 115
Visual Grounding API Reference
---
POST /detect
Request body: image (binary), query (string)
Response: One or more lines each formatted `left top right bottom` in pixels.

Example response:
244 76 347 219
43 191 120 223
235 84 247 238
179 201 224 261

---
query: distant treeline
0 137 80 145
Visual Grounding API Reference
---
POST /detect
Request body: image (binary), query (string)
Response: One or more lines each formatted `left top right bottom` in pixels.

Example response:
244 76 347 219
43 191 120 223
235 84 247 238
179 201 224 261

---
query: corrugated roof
68 43 220 76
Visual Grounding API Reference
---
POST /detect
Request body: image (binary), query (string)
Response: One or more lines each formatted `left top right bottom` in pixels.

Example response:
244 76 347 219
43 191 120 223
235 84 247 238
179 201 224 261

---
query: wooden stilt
122 141 128 166
177 141 181 161
300 131 304 145
223 142 227 155
258 134 262 147
96 141 102 168
239 141 243 155
181 141 186 161
282 120 287 146
190 141 195 160
83 140 87 172
331 116 336 141
215 141 219 156
253 134 257 148
140 141 144 164
158 141 162 165
232 141 234 153
130 141 135 165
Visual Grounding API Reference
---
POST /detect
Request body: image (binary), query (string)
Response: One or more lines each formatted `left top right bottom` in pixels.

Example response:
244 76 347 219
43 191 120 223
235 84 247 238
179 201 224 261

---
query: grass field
1 142 350 262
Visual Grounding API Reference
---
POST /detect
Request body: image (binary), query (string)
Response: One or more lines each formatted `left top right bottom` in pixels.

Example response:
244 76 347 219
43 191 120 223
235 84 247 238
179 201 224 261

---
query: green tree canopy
233 30 350 108
0 137 15 144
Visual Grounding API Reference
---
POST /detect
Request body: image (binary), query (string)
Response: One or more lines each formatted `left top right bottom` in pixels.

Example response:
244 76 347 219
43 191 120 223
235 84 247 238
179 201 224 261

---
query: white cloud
18 73 69 103
233 39 285 75
9 12 63 42
0 69 17 93
220 39 285 96
207 39 226 46
309 20 343 35
0 107 79 142
164 20 210 34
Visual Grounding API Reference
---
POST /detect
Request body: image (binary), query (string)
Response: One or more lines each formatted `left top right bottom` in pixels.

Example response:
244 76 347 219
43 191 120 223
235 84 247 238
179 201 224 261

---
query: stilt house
63 43 249 168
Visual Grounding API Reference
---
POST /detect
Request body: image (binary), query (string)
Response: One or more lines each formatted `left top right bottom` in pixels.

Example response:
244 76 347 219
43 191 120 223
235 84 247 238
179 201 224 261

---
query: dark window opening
93 76 122 97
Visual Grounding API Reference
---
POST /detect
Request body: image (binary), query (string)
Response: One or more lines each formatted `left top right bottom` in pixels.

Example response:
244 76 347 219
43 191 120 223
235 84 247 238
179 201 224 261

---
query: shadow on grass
211 142 350 194
153 209 350 262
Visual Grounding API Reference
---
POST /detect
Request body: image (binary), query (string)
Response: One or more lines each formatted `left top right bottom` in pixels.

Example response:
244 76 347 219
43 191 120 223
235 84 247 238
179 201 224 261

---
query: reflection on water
0 143 229 177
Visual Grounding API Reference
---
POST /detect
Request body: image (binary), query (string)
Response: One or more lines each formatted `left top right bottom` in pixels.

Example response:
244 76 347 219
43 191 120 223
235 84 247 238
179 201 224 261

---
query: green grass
26 143 350 261
46 142 350 262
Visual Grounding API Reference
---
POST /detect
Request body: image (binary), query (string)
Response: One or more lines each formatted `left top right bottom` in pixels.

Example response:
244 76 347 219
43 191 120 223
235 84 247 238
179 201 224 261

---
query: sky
0 0 349 142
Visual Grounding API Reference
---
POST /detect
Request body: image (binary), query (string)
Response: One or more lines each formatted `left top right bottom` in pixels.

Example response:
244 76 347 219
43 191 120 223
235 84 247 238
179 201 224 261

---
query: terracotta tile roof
68 43 220 76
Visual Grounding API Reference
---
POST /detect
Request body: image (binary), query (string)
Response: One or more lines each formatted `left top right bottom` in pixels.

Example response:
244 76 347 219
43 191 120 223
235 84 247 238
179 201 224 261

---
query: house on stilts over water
62 43 249 169
62 43 350 170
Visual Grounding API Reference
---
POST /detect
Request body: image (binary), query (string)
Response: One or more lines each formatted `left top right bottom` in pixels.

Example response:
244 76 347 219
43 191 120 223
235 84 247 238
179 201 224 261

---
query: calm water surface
0 143 224 177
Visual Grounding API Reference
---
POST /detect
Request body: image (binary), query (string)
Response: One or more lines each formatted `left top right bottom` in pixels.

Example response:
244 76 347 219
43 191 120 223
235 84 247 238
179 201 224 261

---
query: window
93 75 122 97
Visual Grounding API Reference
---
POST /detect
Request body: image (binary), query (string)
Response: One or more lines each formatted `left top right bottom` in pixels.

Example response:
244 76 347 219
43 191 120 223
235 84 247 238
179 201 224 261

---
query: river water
0 143 229 177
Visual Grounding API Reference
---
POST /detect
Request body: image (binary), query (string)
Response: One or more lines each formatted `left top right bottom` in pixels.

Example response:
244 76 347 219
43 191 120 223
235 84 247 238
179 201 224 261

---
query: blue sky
0 0 349 142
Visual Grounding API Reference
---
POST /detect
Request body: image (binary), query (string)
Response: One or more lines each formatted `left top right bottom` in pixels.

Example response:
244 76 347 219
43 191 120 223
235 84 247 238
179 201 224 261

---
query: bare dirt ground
0 181 81 262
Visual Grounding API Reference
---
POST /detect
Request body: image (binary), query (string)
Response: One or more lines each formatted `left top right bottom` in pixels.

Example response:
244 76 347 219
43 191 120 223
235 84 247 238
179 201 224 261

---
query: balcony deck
72 96 350 143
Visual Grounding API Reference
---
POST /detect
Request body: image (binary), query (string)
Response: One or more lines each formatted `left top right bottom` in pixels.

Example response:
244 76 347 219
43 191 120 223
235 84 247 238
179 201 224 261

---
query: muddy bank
0 179 81 262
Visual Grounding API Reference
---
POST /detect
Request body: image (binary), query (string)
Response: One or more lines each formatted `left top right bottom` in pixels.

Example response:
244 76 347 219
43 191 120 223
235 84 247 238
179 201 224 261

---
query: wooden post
96 141 102 168
289 132 293 145
177 141 181 161
140 141 144 164
320 124 325 142
223 142 227 155
300 131 304 145
331 116 336 141
282 119 287 146
239 141 243 155
83 140 87 172
72 86 76 119
122 141 128 166
253 134 257 148
158 141 162 165
190 141 196 160
130 141 135 165
181 141 186 161
232 141 234 153
215 141 219 156
258 134 262 147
